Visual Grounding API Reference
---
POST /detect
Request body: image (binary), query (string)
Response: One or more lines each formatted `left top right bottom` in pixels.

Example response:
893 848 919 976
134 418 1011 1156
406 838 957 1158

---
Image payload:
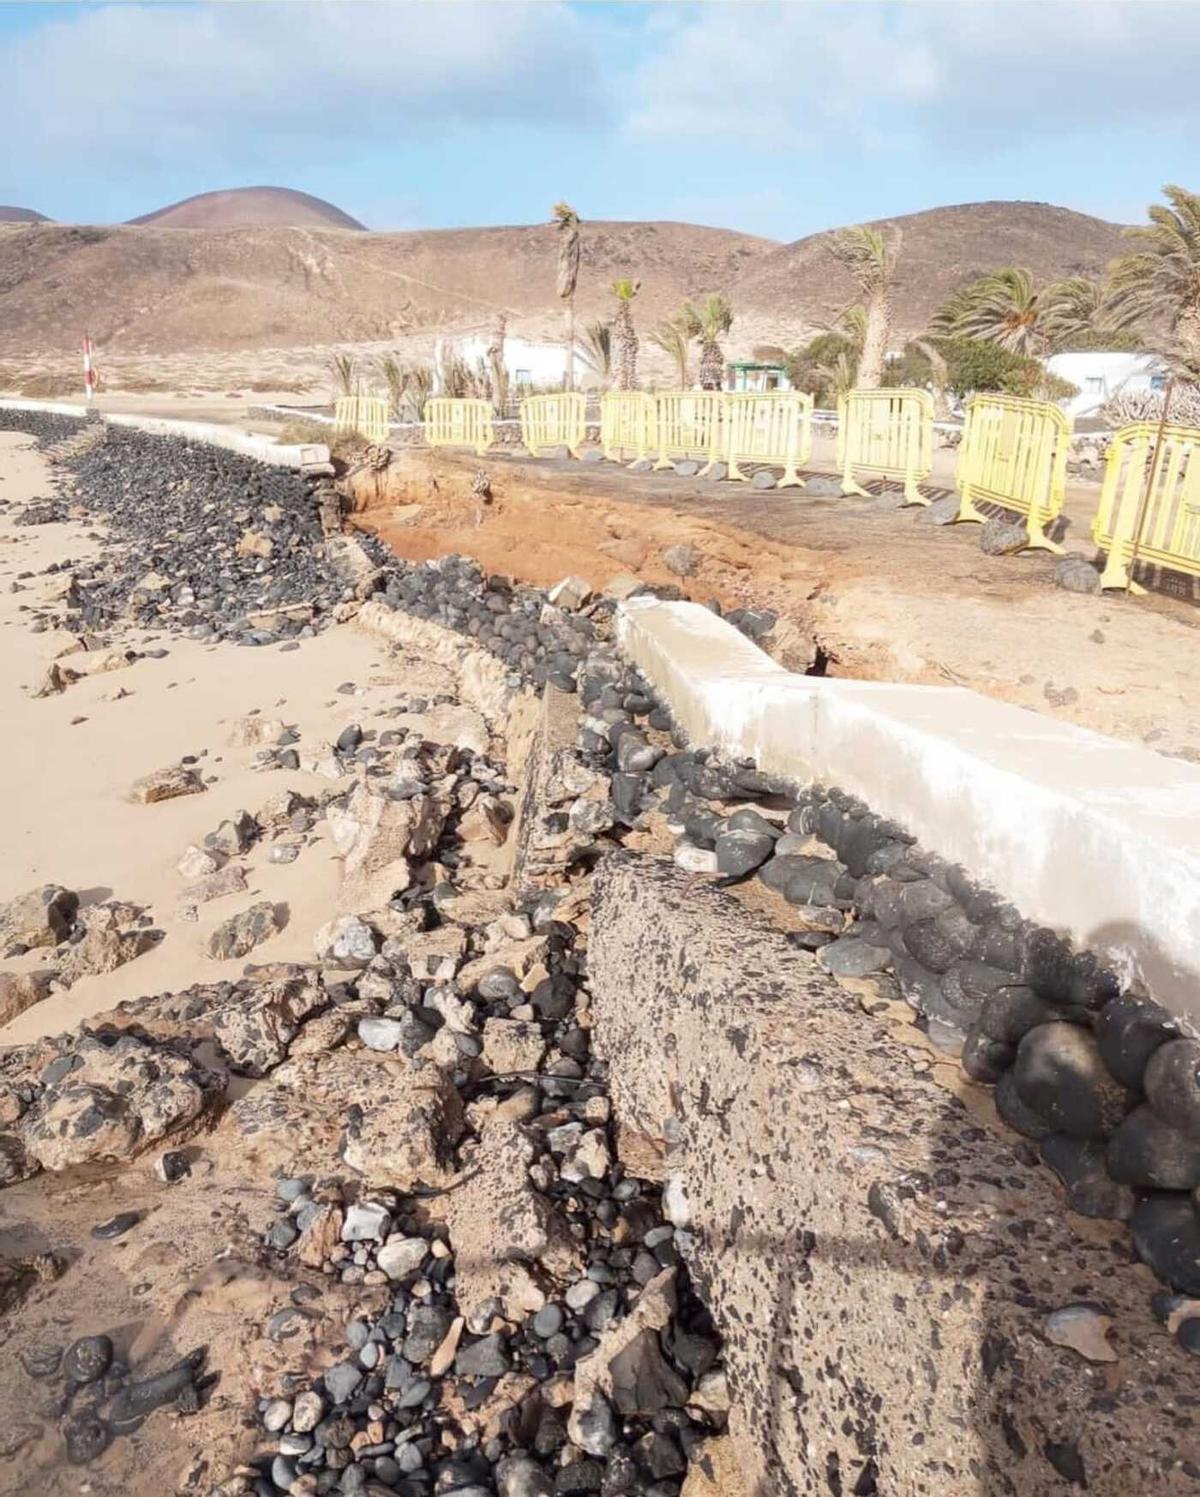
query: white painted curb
618 596 1200 1021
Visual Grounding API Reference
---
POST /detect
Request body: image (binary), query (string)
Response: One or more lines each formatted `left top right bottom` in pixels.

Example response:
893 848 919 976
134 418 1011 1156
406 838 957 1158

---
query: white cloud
627 1 1200 149
0 1 605 176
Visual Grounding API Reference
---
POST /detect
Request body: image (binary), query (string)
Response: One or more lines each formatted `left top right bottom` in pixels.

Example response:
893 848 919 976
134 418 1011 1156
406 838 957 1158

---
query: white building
441 335 585 391
1044 351 1165 419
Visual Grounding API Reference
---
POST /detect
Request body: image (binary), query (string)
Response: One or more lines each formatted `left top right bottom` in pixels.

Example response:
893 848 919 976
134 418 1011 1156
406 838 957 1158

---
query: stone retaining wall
589 852 1200 1496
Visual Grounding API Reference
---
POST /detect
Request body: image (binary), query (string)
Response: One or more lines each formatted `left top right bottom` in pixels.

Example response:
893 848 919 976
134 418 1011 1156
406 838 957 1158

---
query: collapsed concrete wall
589 852 1200 1497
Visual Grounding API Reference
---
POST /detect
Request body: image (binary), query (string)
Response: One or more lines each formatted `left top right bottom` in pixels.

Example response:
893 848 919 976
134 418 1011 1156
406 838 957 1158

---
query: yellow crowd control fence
1092 422 1200 591
333 394 390 444
954 393 1071 551
601 392 657 463
653 391 725 474
520 392 587 458
837 388 934 505
424 397 494 455
724 391 812 487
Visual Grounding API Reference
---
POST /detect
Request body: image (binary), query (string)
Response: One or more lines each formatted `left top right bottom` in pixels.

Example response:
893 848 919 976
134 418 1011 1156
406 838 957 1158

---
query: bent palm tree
952 267 1045 355
553 201 581 390
1108 184 1200 347
611 278 641 391
648 316 691 388
826 226 899 388
934 269 1110 355
680 293 733 391
1040 276 1108 349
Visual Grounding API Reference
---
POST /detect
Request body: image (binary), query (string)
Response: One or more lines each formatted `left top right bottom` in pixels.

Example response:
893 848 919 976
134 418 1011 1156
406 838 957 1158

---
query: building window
1151 374 1167 391
1085 376 1104 394
514 369 532 387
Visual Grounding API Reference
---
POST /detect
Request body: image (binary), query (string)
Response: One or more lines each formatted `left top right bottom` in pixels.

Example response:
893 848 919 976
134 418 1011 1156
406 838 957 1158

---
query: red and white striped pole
82 332 96 403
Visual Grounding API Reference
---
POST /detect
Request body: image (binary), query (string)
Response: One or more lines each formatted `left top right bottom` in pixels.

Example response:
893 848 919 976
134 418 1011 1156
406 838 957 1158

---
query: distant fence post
954 392 1071 550
1092 421 1200 591
424 397 494 455
724 391 812 487
837 388 933 505
519 392 587 458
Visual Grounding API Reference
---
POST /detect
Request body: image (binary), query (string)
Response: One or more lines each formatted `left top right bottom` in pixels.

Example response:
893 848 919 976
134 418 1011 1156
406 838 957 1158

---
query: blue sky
1 1 1197 239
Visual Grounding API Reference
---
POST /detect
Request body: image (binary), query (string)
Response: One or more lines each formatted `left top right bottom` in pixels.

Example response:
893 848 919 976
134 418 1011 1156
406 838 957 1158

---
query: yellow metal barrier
520 393 586 458
1092 422 1200 591
652 391 725 474
837 388 933 505
724 391 812 488
424 397 494 455
600 392 657 463
954 393 1071 551
333 394 390 444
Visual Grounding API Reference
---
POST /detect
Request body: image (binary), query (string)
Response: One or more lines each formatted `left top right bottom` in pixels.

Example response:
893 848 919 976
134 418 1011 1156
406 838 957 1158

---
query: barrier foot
954 493 988 525
1099 554 1144 592
567 445 583 460
779 466 806 490
841 478 872 499
726 462 749 483
902 481 931 507
652 457 675 472
1025 524 1065 556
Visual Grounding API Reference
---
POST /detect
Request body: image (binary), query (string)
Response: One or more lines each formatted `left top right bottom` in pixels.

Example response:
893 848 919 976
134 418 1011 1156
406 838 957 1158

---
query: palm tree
611 278 641 391
1040 276 1111 350
826 225 899 388
553 201 581 391
486 313 509 414
933 268 1111 356
1108 185 1200 347
377 354 405 417
815 348 859 402
680 293 733 390
576 321 613 385
648 316 691 388
328 352 358 399
950 267 1046 355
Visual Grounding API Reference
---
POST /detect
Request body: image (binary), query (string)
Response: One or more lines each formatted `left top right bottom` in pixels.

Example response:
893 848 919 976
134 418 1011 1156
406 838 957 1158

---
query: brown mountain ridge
127 186 366 231
0 199 1128 360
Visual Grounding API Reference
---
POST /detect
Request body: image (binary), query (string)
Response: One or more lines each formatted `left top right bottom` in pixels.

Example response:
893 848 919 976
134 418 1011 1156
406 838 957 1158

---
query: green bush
784 332 859 405
887 337 1078 401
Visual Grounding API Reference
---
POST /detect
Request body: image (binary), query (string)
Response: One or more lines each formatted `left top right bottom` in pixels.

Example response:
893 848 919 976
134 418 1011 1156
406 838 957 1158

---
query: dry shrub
276 419 333 445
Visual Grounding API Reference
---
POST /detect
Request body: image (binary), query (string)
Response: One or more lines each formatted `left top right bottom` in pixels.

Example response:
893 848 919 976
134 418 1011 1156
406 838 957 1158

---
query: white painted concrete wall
1044 352 1163 419
618 596 1200 1023
0 398 329 470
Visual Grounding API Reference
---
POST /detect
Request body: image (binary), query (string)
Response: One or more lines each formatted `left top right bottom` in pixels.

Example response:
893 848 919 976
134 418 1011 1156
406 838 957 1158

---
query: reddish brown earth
352 445 1200 760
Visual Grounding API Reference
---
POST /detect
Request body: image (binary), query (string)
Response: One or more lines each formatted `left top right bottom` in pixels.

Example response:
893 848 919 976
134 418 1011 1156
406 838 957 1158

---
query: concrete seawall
617 595 1200 1025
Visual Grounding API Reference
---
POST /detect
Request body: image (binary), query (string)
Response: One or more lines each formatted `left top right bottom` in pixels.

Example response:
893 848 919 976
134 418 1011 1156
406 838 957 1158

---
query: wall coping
617 595 1200 1021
